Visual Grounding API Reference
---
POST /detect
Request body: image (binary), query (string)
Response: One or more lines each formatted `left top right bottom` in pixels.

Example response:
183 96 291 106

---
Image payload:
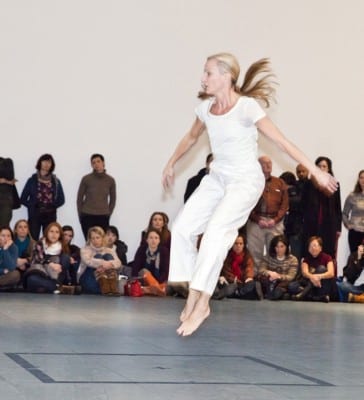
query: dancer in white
162 53 337 336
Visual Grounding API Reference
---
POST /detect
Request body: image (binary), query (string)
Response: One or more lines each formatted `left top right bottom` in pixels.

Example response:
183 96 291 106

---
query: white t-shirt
195 96 265 180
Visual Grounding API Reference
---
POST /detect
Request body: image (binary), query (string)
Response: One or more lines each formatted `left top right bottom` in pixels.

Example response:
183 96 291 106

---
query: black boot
292 282 313 301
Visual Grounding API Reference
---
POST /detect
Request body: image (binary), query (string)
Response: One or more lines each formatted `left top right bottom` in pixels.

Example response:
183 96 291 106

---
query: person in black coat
183 153 213 203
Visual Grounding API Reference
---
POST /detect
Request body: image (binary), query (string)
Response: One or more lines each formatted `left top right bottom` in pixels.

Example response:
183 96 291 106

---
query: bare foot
177 305 210 336
179 289 200 322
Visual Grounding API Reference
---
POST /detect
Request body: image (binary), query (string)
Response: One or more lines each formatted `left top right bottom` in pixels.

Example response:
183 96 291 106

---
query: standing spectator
0 227 19 289
246 155 289 267
279 171 304 261
301 156 342 259
342 170 364 253
295 163 309 183
0 157 20 227
77 154 116 239
184 153 213 203
20 154 65 240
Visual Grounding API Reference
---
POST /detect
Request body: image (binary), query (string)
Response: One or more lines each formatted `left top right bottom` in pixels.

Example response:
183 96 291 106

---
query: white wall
1 0 363 272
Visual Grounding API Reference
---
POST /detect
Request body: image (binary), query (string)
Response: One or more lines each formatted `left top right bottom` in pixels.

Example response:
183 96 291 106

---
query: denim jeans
336 280 364 302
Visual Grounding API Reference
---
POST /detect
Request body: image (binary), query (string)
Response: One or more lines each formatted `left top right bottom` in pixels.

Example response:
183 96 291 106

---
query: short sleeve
243 97 266 123
194 100 210 123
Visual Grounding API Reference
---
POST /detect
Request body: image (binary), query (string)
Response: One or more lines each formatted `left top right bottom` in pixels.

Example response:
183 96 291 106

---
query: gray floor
0 293 364 400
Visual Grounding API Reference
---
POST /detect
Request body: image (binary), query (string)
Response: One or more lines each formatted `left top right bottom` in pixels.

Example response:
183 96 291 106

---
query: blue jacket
20 173 65 217
0 243 18 275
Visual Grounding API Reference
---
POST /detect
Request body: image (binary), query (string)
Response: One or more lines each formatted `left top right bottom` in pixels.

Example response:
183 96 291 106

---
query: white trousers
169 169 264 295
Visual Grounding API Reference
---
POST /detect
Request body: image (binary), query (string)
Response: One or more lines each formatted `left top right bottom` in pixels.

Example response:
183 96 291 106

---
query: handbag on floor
124 279 143 297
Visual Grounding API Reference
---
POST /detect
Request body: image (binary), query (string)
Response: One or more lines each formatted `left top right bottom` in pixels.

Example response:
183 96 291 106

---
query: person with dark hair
256 234 298 300
162 53 337 336
337 241 364 302
289 236 336 302
279 171 304 261
132 228 170 296
342 170 364 253
105 225 130 278
20 154 65 240
62 225 81 285
184 153 213 203
0 157 20 227
212 234 261 300
140 212 171 250
301 156 342 259
0 226 19 289
77 154 116 239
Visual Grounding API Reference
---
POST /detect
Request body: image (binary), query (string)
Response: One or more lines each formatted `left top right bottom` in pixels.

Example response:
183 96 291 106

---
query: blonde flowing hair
198 53 276 107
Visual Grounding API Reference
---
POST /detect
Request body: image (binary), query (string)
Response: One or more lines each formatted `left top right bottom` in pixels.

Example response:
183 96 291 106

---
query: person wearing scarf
20 154 65 240
23 222 70 293
132 228 170 296
213 234 259 300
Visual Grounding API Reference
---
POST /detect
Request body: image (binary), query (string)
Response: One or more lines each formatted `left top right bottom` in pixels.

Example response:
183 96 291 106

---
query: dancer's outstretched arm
256 116 338 193
162 117 205 189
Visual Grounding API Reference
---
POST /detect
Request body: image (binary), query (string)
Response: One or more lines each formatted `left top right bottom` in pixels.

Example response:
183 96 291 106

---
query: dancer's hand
312 168 338 194
162 164 174 190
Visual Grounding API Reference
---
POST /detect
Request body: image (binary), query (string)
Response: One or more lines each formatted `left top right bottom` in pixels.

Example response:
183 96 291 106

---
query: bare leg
179 288 200 322
177 291 211 336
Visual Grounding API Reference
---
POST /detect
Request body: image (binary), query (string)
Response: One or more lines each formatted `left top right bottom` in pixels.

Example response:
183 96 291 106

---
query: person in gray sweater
77 154 116 239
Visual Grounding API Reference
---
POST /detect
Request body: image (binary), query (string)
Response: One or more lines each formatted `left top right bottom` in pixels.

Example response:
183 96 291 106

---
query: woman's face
146 232 160 250
358 172 364 191
201 59 227 95
275 241 287 258
106 231 117 246
0 229 12 246
40 159 52 173
47 226 61 244
90 232 103 248
151 214 164 231
317 160 329 172
15 221 29 239
63 230 73 245
308 239 322 257
232 236 244 255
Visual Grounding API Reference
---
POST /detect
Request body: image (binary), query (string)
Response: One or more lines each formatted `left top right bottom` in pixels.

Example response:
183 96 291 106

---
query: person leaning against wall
77 154 116 240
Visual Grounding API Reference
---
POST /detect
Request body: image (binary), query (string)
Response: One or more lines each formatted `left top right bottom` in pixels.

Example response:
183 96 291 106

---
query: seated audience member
289 236 336 302
13 219 36 287
257 235 298 300
62 225 81 285
213 234 261 300
141 211 171 250
105 226 130 277
78 226 121 295
23 222 71 293
132 229 169 296
0 227 19 289
184 153 213 203
337 241 364 302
